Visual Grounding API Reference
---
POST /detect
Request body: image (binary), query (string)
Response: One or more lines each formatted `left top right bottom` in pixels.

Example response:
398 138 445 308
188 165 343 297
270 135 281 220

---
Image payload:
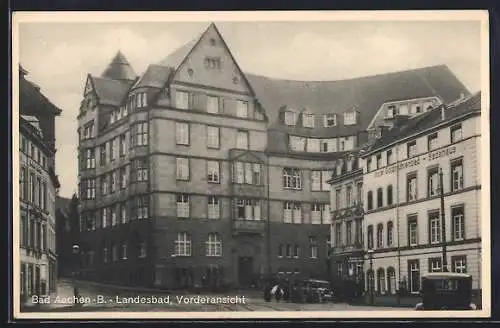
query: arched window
175 232 192 257
387 221 394 247
377 268 386 295
376 223 384 248
387 185 393 206
366 269 375 294
206 233 222 257
367 191 373 210
377 188 383 208
367 225 374 249
387 267 397 295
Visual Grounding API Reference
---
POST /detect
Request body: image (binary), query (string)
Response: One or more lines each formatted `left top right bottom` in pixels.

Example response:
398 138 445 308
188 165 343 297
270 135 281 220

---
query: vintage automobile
415 272 477 310
300 279 334 303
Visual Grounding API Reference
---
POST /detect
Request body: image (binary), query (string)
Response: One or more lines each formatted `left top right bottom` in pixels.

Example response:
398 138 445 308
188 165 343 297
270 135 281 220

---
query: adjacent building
75 22 469 289
19 66 61 300
360 92 481 295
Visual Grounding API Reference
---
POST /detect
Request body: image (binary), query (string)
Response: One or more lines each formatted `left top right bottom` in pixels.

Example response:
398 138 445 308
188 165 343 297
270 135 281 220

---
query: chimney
441 104 446 121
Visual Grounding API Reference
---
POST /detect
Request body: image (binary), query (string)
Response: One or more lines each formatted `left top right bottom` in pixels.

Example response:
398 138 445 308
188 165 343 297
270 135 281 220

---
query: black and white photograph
11 10 490 319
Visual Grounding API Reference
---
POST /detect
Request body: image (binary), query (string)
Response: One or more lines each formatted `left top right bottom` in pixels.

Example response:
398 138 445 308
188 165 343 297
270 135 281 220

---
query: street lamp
72 244 80 307
367 249 374 305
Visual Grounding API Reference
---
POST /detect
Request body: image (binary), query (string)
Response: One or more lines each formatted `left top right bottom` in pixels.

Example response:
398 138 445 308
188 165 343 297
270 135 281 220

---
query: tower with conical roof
101 50 137 81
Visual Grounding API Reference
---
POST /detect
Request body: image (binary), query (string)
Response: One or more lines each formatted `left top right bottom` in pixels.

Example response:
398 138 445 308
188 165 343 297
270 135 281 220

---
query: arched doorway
387 267 396 295
377 268 386 295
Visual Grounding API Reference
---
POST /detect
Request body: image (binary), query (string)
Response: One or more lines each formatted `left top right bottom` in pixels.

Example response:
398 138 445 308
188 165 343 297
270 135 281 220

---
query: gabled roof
101 50 137 81
131 64 174 89
246 64 469 131
366 92 481 154
158 37 201 69
90 75 135 106
19 71 62 115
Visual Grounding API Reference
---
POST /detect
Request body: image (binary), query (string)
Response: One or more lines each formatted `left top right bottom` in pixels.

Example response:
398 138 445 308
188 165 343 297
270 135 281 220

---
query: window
283 202 300 223
377 188 383 208
119 134 126 157
176 157 190 181
408 215 418 246
134 158 148 182
344 112 356 125
233 162 244 184
176 91 189 109
428 167 439 197
175 232 192 256
306 138 320 152
278 244 284 258
387 221 393 246
366 158 372 172
100 144 106 166
138 242 147 258
309 237 318 258
451 256 467 273
176 194 190 218
311 171 321 191
101 208 108 228
452 205 465 241
121 243 127 259
206 126 219 149
357 182 363 205
407 173 418 202
208 196 220 219
428 133 438 151
321 171 331 191
20 166 27 201
387 149 393 165
112 137 119 161
334 188 341 210
311 203 322 224
236 130 249 149
235 199 261 221
136 196 149 220
429 257 442 273
324 114 337 127
408 260 420 293
346 185 353 207
283 168 302 189
84 148 96 169
283 202 292 223
289 136 306 152
346 221 352 245
407 141 417 158
376 154 382 169
84 179 96 200
236 100 248 118
367 191 373 210
367 225 374 249
29 173 35 203
120 166 128 189
206 96 219 114
376 224 383 248
286 244 292 258
204 57 221 69
132 122 148 147
120 203 128 224
293 244 300 258
253 164 261 185
322 204 331 224
302 113 314 128
176 122 189 145
110 171 117 193
285 111 297 126
100 175 108 195
451 158 464 191
206 233 222 257
450 124 463 143
83 121 95 140
386 185 393 206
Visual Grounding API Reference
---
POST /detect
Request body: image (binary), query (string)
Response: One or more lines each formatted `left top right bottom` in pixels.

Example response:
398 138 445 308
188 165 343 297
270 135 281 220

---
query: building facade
75 22 469 289
19 67 61 300
361 93 482 295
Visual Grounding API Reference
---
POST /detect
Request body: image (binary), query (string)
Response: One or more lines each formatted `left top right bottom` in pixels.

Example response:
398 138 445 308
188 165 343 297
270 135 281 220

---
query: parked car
415 272 477 310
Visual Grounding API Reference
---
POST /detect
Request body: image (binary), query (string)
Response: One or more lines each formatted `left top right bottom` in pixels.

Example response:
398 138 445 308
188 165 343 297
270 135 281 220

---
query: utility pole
439 168 448 272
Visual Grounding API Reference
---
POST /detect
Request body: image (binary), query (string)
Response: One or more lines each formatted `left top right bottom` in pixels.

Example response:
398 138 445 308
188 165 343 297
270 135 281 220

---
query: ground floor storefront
20 257 51 302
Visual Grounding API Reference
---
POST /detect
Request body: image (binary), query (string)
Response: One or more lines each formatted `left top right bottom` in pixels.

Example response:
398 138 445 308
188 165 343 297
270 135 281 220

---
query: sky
17 19 482 198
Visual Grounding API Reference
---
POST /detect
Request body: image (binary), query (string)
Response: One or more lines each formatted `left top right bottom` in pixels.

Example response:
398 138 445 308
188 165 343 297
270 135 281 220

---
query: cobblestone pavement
22 280 406 312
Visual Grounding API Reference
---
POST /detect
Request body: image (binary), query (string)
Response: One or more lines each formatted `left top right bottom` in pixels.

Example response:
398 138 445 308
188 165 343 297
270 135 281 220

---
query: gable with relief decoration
173 25 254 95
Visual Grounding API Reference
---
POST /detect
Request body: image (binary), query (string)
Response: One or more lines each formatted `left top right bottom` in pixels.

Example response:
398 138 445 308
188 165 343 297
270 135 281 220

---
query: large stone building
75 22 469 289
360 92 482 295
19 66 61 300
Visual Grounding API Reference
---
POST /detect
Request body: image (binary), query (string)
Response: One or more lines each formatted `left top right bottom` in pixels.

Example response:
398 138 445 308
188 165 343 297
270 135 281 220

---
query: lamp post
72 244 80 307
367 249 374 305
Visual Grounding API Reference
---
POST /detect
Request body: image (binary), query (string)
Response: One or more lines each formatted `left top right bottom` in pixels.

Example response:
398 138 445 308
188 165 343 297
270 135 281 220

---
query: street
21 279 407 312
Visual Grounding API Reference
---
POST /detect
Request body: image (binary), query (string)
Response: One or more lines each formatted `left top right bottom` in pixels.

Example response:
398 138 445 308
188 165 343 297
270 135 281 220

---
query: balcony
232 219 266 235
332 242 364 255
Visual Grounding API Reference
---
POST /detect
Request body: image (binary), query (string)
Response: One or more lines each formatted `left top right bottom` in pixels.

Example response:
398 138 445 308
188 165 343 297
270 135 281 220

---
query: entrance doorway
238 257 253 288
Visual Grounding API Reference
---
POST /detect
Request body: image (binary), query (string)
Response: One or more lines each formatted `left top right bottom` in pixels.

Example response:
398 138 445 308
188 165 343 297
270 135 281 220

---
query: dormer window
324 114 337 127
399 104 409 115
302 113 315 128
285 111 297 126
344 112 357 125
289 136 306 152
387 105 396 118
